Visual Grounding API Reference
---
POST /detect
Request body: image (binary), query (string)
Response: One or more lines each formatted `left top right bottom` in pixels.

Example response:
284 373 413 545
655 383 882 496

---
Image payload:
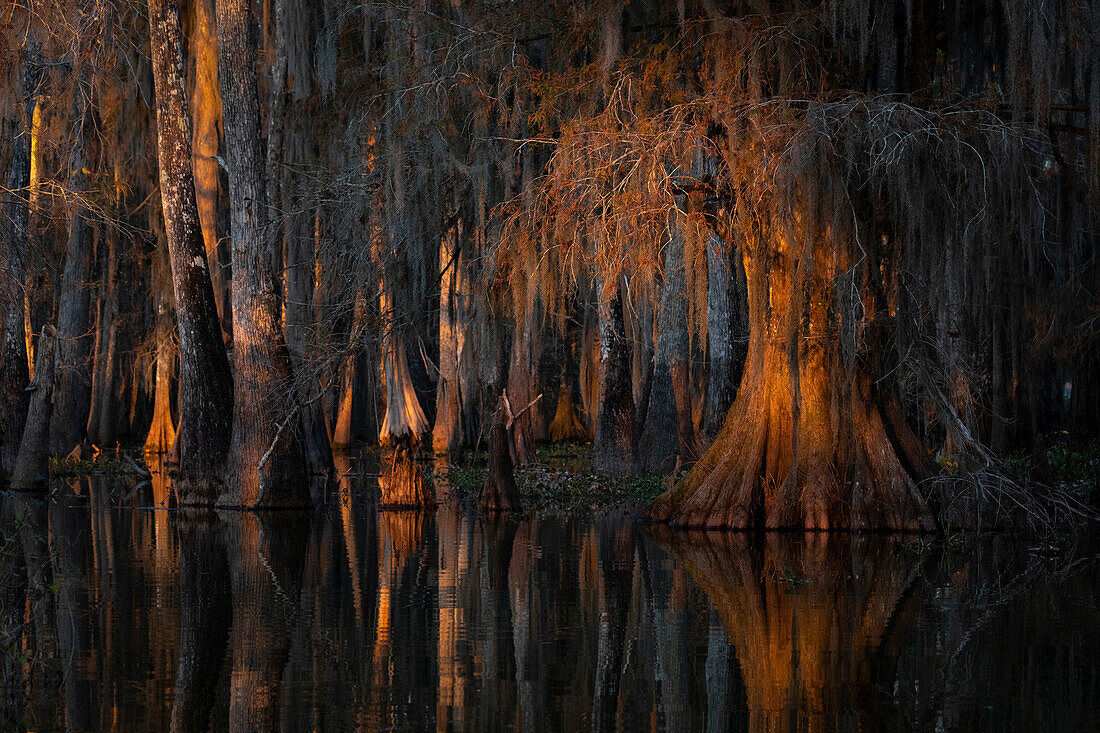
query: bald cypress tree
214 0 309 508
147 0 234 502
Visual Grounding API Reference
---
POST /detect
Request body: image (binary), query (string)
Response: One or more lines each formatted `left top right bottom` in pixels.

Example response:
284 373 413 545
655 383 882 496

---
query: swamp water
1 456 1097 731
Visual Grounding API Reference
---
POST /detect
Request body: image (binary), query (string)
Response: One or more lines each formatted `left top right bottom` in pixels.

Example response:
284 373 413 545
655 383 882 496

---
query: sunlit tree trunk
592 273 635 475
148 0 235 501
332 291 366 449
433 220 466 453
548 375 586 442
215 0 309 507
648 220 936 530
144 258 178 456
187 0 231 335
49 85 95 457
377 124 431 505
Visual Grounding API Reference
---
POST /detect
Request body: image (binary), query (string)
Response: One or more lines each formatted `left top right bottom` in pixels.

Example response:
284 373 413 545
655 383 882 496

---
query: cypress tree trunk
647 224 935 531
49 88 95 457
87 165 121 448
148 0 235 502
11 326 55 490
215 0 309 507
592 274 635 475
144 292 177 455
505 308 538 465
187 0 231 336
701 225 746 443
480 398 522 512
640 210 695 473
0 45 37 479
270 4 331 477
433 220 465 453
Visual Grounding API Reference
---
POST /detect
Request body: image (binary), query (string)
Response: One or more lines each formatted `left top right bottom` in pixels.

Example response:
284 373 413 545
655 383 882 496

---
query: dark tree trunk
148 0 235 502
0 45 38 480
215 0 309 507
480 419 521 512
640 210 695 473
701 225 747 443
49 90 95 457
592 275 635 475
87 172 121 448
11 326 55 490
273 11 332 477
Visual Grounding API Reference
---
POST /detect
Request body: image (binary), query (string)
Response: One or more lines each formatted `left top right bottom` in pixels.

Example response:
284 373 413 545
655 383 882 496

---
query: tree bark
480 410 522 512
647 223 935 531
433 220 466 453
86 163 122 448
640 210 696 473
148 0 236 502
592 274 635 475
215 0 309 507
10 327 55 490
49 86 95 457
701 225 747 443
187 0 232 336
144 288 178 455
0 44 38 480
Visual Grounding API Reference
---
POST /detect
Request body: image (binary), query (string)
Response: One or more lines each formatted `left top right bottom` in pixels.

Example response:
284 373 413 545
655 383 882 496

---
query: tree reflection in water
0 470 1096 731
654 530 922 731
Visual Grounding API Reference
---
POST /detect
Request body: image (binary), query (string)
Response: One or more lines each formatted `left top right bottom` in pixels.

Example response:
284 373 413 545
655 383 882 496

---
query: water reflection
1 468 1096 732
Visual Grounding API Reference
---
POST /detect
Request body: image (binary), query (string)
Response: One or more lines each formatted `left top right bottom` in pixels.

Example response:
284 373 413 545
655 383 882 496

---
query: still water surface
2 457 1097 731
